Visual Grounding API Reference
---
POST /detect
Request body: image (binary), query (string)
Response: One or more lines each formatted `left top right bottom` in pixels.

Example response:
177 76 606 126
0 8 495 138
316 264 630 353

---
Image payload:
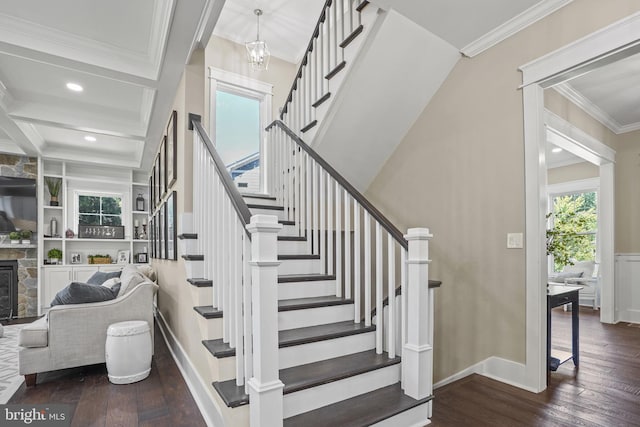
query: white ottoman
105 320 152 384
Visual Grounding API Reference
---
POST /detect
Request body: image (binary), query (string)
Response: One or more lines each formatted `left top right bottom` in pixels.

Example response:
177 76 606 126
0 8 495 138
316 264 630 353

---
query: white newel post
246 215 284 427
403 228 433 401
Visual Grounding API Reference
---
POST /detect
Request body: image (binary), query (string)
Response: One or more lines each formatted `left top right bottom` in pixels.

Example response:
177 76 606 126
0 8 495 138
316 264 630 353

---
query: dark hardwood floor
7 308 639 426
9 323 206 427
431 307 640 427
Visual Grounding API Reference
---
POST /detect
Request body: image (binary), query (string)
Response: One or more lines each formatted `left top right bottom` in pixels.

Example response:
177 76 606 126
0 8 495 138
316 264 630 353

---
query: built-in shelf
132 211 148 215
43 206 63 210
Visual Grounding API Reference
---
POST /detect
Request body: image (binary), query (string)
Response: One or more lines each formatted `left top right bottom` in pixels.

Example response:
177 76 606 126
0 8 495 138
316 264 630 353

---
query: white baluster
401 247 407 386
387 236 396 358
353 202 360 322
327 173 334 276
344 192 351 299
288 138 294 221
335 182 342 297
243 232 253 395
364 211 371 326
403 228 433 400
295 145 301 235
375 222 383 354
235 219 244 384
320 168 326 270
312 160 319 255
305 153 312 253
246 215 284 427
222 196 230 343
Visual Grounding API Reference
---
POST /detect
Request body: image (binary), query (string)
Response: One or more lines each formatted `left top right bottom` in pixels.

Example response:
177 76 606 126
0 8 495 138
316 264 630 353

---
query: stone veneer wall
0 247 37 317
0 153 38 317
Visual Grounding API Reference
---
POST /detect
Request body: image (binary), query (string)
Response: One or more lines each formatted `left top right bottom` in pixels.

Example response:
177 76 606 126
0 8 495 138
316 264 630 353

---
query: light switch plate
507 233 523 249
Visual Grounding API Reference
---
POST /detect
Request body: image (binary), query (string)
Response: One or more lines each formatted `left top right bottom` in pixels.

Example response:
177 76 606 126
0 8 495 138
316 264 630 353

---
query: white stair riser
249 207 285 219
206 354 236 382
196 316 222 340
278 280 336 300
371 402 431 427
277 239 308 255
185 260 204 278
279 331 375 369
283 364 401 418
279 258 323 275
191 286 212 307
179 238 197 256
279 224 303 237
278 304 354 331
242 196 279 206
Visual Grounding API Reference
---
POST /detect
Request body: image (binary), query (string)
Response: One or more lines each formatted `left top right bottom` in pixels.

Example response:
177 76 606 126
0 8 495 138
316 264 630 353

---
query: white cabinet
42 265 125 309
43 267 72 308
615 254 640 323
72 266 99 282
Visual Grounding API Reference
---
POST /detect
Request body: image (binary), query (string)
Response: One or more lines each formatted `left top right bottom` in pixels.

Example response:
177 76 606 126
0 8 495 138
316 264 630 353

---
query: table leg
572 299 579 367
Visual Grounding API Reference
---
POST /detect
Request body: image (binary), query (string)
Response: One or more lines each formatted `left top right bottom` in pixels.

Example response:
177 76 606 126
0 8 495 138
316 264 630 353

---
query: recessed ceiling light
552 147 563 153
84 136 96 142
66 82 83 92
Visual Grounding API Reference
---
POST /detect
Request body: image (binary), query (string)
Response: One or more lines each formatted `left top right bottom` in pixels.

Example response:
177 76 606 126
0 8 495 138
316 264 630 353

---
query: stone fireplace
0 260 18 319
0 153 38 318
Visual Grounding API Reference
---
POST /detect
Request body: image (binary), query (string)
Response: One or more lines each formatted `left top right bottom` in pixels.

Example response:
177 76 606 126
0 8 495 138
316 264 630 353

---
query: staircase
178 1 441 425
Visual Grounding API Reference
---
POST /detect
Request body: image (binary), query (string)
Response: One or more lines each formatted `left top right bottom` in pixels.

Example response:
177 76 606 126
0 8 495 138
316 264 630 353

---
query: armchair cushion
86 270 122 285
18 317 48 348
51 281 121 306
118 265 146 296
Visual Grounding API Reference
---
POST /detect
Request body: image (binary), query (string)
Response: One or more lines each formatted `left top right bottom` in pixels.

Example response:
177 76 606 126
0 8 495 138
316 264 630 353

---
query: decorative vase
50 196 59 206
21 240 30 245
11 239 20 244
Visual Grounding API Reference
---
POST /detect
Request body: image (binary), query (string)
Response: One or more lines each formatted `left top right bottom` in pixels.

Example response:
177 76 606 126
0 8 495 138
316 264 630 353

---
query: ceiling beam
0 41 159 90
9 115 146 141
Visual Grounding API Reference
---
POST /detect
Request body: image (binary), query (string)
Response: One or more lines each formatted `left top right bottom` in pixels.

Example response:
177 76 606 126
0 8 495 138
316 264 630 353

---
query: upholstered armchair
549 260 599 309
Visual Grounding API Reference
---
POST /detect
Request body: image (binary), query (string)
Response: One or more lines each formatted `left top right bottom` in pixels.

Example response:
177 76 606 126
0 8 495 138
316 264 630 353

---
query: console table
547 284 582 375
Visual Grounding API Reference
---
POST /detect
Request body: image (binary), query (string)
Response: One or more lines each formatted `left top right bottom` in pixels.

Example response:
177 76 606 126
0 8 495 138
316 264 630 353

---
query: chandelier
246 9 270 71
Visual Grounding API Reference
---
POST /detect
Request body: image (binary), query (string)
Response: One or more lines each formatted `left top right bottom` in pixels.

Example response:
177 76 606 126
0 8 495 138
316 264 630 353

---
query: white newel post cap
246 214 283 234
404 228 432 261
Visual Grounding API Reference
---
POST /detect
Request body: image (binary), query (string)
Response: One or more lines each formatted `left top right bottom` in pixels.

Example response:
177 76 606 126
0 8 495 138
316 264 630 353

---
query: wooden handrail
266 119 408 249
280 0 333 119
191 118 253 231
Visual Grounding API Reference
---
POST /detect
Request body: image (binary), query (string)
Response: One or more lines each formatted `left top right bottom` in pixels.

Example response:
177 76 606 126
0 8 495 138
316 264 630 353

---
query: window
548 190 597 272
78 193 122 226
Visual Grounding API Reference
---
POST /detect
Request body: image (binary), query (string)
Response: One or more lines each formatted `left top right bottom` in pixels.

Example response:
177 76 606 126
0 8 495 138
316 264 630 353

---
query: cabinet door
43 267 72 308
73 267 99 283
99 265 124 273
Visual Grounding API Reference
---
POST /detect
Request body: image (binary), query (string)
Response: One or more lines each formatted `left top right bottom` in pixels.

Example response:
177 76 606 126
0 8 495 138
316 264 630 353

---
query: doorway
520 14 640 392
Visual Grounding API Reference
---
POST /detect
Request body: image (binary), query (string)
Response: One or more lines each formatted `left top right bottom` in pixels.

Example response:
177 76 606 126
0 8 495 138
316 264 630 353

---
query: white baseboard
155 309 225 427
434 357 537 393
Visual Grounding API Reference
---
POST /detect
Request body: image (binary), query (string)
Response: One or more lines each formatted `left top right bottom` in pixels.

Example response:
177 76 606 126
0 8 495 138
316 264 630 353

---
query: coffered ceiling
0 0 223 170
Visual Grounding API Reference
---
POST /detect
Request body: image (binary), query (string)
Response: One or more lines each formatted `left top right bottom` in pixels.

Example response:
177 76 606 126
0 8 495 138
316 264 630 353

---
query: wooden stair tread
241 193 276 200
193 305 222 319
187 278 212 287
278 274 335 283
284 383 432 427
203 321 375 359
213 350 400 408
177 233 197 239
280 220 295 226
182 254 204 261
278 296 352 311
278 235 306 241
278 254 320 260
246 203 284 211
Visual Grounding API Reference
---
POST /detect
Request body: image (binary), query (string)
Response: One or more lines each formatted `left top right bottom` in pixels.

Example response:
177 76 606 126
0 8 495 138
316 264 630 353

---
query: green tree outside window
79 195 122 226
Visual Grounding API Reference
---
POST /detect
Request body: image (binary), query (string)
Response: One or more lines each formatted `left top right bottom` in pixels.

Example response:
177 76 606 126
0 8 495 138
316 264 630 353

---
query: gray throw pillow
86 270 122 285
51 281 121 306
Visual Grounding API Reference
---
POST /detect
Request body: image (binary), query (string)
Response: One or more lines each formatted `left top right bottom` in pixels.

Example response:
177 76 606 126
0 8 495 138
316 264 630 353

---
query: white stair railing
266 120 437 401
191 118 283 427
280 0 369 133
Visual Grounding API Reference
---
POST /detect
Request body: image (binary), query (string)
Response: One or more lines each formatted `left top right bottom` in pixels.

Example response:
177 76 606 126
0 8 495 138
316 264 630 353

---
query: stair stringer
310 8 461 191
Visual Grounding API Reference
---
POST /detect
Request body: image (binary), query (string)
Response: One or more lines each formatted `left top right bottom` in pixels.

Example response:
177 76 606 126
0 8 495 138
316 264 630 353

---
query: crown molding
461 0 573 57
552 83 640 134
